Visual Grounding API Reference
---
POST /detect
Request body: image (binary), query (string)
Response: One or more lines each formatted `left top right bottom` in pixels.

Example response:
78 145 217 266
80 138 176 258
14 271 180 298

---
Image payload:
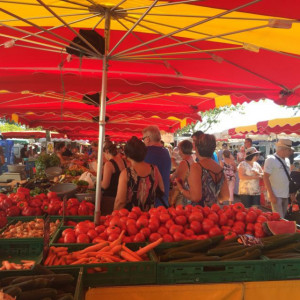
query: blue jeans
239 194 260 208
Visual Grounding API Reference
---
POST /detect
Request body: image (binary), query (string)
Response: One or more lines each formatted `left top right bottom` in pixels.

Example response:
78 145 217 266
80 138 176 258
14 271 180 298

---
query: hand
269 194 277 204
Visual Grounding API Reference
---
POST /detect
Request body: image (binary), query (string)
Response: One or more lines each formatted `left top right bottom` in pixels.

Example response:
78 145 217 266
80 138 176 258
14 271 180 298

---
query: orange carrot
3 261 12 270
77 241 109 254
109 230 125 248
135 238 163 256
47 254 56 266
110 244 122 254
120 251 140 262
97 245 111 253
71 258 89 265
56 251 68 257
122 244 142 261
44 254 53 266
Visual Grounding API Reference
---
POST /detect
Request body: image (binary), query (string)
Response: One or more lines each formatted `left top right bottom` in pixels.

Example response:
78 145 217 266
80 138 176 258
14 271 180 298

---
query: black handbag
275 156 298 194
285 205 300 224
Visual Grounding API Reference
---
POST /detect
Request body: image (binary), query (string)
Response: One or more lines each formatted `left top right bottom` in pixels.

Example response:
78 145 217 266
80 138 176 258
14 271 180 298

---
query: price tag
238 234 263 246
43 215 50 261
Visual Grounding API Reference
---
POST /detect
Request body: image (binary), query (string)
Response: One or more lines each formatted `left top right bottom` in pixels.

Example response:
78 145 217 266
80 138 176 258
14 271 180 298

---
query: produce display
0 267 79 300
45 231 162 267
35 153 61 177
56 203 281 244
0 260 35 271
156 233 300 262
0 219 60 239
0 189 94 217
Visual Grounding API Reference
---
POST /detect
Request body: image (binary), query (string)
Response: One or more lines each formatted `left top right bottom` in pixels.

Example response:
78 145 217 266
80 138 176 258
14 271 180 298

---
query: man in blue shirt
142 126 171 207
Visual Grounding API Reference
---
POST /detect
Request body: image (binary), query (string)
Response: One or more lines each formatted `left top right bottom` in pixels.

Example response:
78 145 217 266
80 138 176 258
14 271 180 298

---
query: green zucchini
11 274 74 287
3 278 50 292
17 288 58 300
165 239 214 254
55 293 74 300
221 245 259 260
262 234 300 251
159 251 193 262
207 245 245 256
3 286 22 298
224 249 262 261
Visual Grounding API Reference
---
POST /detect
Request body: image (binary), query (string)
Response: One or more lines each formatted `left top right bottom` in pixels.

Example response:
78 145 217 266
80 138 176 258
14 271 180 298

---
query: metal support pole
94 9 111 225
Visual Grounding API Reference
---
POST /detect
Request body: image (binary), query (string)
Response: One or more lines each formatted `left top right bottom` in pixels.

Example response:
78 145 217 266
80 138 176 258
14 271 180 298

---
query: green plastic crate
0 216 60 256
49 215 94 225
155 244 268 284
46 243 157 287
266 257 300 280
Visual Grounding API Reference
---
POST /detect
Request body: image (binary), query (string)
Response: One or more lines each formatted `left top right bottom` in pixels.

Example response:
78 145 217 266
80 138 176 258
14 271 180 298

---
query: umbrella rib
37 0 103 57
0 0 84 10
61 0 90 8
92 15 105 30
129 12 271 21
0 8 96 56
114 0 261 57
0 12 101 51
114 0 202 12
115 23 268 57
109 0 159 56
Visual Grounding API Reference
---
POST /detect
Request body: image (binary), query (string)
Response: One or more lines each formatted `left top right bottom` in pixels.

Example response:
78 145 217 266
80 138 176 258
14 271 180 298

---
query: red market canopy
228 116 300 135
1 131 65 139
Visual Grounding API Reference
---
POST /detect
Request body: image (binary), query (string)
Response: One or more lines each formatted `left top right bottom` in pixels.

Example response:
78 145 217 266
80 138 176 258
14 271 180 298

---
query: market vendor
55 142 69 166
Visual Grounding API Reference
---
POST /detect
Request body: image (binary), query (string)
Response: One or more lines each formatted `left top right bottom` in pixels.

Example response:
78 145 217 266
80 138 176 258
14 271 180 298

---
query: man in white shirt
263 139 294 218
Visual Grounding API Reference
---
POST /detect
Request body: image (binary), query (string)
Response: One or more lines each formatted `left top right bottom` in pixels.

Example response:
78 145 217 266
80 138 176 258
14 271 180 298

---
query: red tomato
188 212 204 223
149 233 162 242
224 208 234 219
232 225 244 235
57 237 64 243
184 228 194 237
202 218 214 233
64 232 76 243
175 205 185 216
235 211 246 222
75 223 90 235
159 213 171 224
131 206 142 217
209 226 222 237
92 237 104 243
47 191 57 199
109 216 122 228
245 211 257 223
233 202 245 213
99 232 108 240
106 226 121 236
133 232 146 243
219 213 228 226
62 228 75 238
196 234 209 240
157 206 167 214
227 219 234 227
126 218 136 227
224 231 237 240
108 233 120 242
255 228 265 238
148 207 158 216
126 223 138 236
202 207 211 217
163 234 174 242
168 207 177 218
87 229 98 241
169 224 184 235
123 236 133 243
257 215 268 223
175 215 187 226
254 222 262 231
211 203 221 212
185 204 194 213
148 221 159 233
157 226 168 236
111 210 120 217
119 208 129 217
165 219 175 229
140 227 151 238
136 216 149 229
234 221 246 229
246 223 255 232
173 231 185 242
95 225 106 234
221 226 231 232
189 221 202 234
207 212 219 224
128 212 138 220
271 212 280 220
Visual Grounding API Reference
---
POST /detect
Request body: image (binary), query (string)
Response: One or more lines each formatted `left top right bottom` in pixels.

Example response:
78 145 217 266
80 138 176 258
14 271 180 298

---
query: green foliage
35 153 61 176
175 105 244 136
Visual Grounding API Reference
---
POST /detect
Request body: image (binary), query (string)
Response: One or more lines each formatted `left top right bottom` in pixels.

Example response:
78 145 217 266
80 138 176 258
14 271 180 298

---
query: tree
175 105 244 136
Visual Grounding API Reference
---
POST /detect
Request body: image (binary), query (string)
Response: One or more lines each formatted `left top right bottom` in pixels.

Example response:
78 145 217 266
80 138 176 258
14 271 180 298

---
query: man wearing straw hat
263 139 294 218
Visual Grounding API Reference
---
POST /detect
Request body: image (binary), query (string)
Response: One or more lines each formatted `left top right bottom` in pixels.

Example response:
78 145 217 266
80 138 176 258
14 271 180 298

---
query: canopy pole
94 9 111 225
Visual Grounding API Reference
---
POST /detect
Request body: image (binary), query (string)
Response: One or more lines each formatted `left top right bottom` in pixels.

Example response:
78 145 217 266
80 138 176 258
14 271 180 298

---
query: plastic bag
79 171 96 189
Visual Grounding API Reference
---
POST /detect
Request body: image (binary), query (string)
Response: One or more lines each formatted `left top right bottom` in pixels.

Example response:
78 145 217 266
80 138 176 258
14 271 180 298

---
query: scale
0 172 27 183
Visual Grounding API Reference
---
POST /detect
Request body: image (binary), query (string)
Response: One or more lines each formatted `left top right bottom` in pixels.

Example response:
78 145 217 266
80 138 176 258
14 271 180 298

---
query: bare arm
176 163 202 202
263 172 276 204
101 161 114 189
218 176 230 202
114 169 128 210
170 160 188 182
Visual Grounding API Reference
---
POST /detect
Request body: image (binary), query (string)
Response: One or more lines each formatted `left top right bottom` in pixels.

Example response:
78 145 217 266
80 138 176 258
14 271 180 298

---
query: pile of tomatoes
59 202 281 244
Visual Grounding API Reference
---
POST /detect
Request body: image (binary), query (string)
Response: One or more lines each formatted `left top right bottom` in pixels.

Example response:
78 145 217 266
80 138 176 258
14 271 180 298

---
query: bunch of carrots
44 231 162 267
0 260 35 270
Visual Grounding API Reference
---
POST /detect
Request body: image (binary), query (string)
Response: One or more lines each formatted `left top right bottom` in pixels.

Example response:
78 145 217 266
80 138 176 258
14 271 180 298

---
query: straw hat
245 147 261 158
275 139 295 151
